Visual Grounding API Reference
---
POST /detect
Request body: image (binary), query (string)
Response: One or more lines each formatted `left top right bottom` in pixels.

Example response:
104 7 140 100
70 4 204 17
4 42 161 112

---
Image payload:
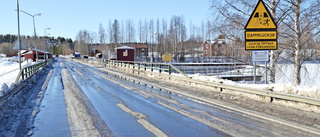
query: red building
116 46 135 61
24 49 52 62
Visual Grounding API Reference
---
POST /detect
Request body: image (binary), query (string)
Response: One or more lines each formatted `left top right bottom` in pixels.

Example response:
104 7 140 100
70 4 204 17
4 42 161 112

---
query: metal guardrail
74 58 320 107
77 58 190 78
14 59 53 85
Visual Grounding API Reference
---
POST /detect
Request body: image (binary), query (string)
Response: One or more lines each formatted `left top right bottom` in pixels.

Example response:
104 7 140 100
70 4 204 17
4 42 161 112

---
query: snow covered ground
189 63 320 100
0 58 33 96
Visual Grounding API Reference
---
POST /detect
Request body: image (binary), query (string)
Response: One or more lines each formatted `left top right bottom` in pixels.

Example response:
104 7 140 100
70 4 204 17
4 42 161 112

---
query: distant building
88 42 148 60
202 35 241 57
24 49 52 61
119 43 148 60
116 46 135 61
202 39 228 57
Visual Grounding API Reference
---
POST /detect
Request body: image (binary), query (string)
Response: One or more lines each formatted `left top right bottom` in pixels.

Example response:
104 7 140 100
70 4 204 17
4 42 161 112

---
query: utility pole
17 0 21 72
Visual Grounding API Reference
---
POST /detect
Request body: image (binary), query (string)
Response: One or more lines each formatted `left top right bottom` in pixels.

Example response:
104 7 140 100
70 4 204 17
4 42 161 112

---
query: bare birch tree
282 0 320 85
75 30 91 54
98 23 106 44
139 19 142 43
211 0 292 83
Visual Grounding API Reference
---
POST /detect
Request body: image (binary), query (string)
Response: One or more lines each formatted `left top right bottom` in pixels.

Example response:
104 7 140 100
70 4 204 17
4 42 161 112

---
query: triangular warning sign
13 40 27 50
245 0 277 30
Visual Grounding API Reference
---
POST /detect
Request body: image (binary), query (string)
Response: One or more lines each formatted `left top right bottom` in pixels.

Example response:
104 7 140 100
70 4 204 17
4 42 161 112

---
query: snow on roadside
189 73 320 100
0 59 33 96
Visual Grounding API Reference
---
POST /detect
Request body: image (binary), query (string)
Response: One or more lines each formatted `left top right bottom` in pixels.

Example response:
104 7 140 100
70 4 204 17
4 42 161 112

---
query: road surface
1 58 319 137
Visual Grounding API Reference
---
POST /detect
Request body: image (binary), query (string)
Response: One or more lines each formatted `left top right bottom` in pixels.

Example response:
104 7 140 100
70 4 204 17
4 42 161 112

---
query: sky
0 0 212 41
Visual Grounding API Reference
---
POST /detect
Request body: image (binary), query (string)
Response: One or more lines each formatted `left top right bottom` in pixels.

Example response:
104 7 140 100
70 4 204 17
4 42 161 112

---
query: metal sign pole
265 61 268 84
254 62 256 84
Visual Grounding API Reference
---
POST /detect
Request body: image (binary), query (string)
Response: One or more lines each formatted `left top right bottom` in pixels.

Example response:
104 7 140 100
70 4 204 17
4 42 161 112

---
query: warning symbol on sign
245 0 277 29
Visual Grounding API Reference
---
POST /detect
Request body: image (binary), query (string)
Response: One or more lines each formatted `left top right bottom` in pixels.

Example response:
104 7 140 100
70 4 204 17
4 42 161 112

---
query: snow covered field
275 63 320 87
0 58 33 96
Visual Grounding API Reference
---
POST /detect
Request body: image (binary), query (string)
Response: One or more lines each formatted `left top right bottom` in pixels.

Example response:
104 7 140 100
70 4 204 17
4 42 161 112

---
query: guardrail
15 58 53 85
74 58 320 107
77 58 190 78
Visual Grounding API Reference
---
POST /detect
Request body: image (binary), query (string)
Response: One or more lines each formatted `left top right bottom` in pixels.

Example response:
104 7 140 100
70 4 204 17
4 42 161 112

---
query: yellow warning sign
246 41 277 50
245 0 277 29
246 31 277 40
162 54 172 62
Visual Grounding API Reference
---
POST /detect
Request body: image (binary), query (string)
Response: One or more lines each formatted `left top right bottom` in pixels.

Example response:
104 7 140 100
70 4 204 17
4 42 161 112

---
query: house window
123 50 128 56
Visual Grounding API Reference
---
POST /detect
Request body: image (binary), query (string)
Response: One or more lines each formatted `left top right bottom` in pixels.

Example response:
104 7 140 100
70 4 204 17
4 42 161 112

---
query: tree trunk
269 0 277 84
294 0 302 85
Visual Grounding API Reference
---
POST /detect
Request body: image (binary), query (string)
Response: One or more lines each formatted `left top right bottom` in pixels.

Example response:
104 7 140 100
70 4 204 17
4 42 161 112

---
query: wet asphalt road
32 58 319 137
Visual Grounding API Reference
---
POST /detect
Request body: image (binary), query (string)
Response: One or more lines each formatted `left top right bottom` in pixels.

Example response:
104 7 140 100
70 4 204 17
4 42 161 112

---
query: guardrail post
22 68 25 80
144 63 147 71
169 65 171 74
29 66 31 77
159 64 162 73
151 63 154 72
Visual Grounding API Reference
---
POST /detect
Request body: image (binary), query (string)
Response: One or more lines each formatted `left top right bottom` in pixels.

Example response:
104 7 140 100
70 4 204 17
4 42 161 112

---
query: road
3 57 319 137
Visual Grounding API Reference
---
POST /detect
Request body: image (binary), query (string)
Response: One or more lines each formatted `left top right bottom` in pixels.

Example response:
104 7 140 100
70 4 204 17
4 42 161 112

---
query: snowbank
189 73 320 100
0 59 34 96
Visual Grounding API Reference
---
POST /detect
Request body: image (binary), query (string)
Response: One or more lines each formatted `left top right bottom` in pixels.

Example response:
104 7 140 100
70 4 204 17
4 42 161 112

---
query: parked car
82 55 89 59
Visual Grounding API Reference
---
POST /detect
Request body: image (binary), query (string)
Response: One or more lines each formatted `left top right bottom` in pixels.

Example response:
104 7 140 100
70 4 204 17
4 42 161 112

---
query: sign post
252 50 269 84
245 0 277 84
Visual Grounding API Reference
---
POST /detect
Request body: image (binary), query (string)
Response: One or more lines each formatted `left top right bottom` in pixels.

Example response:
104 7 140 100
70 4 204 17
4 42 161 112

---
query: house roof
203 39 227 46
24 49 50 55
116 46 135 50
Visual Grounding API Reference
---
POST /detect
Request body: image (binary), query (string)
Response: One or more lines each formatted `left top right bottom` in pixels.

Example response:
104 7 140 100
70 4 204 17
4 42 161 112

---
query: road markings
74 68 84 76
87 68 151 99
117 103 168 137
97 87 102 91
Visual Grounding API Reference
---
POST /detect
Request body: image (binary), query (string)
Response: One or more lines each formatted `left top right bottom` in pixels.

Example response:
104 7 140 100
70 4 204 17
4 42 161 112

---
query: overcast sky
0 0 211 40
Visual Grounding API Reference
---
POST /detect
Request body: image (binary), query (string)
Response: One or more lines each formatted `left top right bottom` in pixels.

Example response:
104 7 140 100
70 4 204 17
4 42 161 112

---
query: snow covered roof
115 46 135 50
204 39 227 46
0 54 6 58
24 49 50 55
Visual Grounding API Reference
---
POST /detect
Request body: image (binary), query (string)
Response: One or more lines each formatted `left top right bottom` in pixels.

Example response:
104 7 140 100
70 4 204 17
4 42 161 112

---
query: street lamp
44 28 50 36
17 9 41 63
44 28 50 60
151 32 157 63
18 10 41 37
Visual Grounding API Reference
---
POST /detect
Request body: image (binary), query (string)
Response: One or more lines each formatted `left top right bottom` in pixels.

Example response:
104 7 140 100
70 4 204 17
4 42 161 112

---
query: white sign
252 50 269 62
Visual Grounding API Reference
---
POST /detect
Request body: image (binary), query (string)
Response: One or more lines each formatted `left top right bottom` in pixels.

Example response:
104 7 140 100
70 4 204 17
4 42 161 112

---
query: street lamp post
44 28 50 60
18 10 41 63
16 0 21 72
19 10 41 37
151 32 157 63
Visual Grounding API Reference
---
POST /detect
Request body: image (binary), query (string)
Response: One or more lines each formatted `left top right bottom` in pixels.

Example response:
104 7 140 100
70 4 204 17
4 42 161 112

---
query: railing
77 58 190 78
74 58 320 107
15 58 53 84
